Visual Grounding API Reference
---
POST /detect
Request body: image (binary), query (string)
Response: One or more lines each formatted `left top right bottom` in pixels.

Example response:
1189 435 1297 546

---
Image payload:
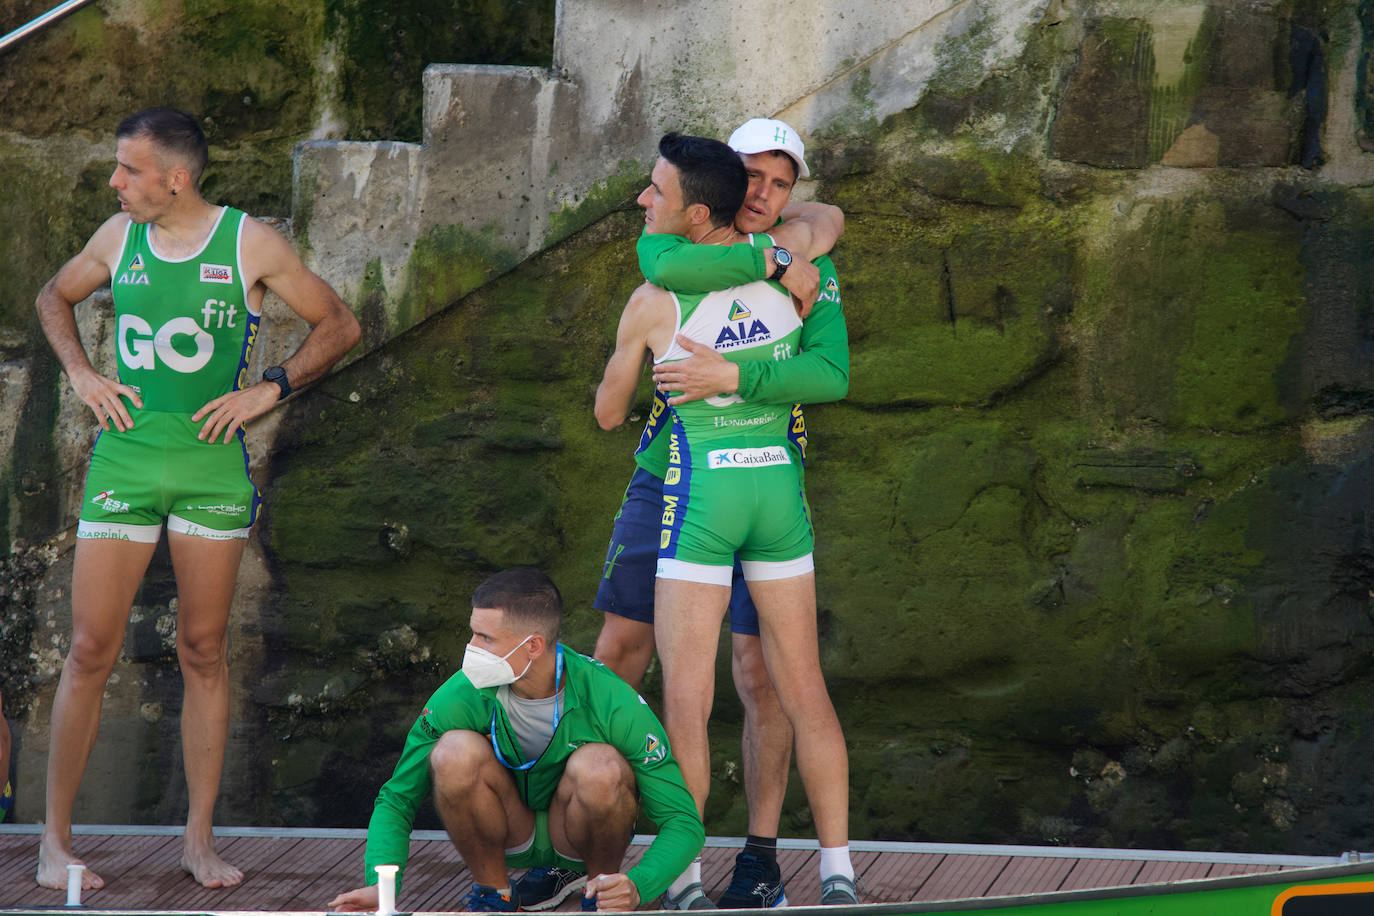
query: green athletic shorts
656 423 814 584
505 809 585 871
77 409 260 542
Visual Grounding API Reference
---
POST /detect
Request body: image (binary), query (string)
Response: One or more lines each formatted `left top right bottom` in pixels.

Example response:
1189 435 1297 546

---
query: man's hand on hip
652 335 740 406
192 382 281 444
68 365 143 432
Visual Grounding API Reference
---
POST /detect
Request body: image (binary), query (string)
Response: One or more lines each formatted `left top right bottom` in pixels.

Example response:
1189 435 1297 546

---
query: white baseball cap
728 118 810 180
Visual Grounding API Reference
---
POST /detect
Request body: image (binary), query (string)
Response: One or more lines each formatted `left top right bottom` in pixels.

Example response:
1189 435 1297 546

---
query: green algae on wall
840 157 1073 408
7 0 1374 856
394 223 525 334
0 0 328 213
1076 193 1307 432
545 162 647 245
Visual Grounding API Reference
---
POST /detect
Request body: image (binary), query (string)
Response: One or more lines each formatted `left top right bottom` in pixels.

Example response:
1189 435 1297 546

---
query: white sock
819 845 854 881
667 862 703 895
667 858 703 897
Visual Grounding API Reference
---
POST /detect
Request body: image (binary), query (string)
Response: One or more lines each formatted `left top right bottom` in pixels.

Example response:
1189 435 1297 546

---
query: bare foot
181 842 244 889
36 837 105 890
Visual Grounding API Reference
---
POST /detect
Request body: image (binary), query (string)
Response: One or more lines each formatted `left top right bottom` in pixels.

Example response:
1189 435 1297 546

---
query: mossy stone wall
6 0 1374 858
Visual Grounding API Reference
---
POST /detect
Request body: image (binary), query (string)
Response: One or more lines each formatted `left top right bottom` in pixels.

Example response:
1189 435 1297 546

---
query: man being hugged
328 568 703 913
596 133 856 907
591 119 848 909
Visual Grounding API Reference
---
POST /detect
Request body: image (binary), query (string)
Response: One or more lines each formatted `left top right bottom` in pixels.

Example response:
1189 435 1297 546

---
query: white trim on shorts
505 826 536 857
741 553 814 581
76 520 162 543
167 514 251 540
656 558 733 586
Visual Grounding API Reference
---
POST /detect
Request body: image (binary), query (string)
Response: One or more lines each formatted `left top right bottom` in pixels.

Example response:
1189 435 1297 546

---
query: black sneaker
512 866 588 911
717 851 788 908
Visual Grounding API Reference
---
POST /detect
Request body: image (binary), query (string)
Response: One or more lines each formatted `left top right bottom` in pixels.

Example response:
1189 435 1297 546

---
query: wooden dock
0 825 1348 913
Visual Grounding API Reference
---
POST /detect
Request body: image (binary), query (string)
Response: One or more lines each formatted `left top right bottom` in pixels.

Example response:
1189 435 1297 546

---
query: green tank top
111 207 260 412
657 279 804 450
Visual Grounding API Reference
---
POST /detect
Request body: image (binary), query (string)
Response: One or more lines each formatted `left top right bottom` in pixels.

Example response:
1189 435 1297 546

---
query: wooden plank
1135 859 1211 884
1058 856 1144 891
1206 860 1287 877
72 834 185 908
277 836 368 910
779 849 884 905
148 835 304 910
205 835 359 911
0 829 1331 912
400 836 472 912
913 853 1010 901
1 833 186 910
986 855 1076 896
0 833 39 893
857 850 943 901
778 849 819 904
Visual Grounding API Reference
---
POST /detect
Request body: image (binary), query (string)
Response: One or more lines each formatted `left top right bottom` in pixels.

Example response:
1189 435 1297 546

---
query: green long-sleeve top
633 231 849 477
361 646 704 902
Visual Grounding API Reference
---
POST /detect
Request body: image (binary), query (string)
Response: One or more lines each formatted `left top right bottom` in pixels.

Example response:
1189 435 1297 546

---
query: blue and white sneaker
717 852 787 908
513 866 588 911
462 883 519 912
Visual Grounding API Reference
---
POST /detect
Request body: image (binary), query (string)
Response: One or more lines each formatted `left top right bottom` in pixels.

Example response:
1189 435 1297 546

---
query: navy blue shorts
595 466 759 635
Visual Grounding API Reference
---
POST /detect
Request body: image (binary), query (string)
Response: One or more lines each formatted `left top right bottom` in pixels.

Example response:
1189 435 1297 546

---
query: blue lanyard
489 644 563 771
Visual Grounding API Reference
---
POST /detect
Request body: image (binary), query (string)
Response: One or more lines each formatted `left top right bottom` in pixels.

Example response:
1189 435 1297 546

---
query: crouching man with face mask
328 568 704 913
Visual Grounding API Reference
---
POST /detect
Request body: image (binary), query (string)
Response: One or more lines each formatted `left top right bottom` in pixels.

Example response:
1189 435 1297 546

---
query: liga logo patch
641 733 667 764
707 446 791 469
200 263 233 284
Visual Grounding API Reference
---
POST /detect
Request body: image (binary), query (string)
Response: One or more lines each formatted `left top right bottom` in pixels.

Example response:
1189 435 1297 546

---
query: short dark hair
658 132 746 229
471 568 562 641
760 148 799 182
116 107 209 186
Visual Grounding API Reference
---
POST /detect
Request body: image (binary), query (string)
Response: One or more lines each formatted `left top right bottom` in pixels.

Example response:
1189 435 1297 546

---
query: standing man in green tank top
33 108 361 891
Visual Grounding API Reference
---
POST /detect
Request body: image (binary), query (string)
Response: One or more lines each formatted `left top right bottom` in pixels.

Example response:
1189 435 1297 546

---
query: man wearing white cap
593 122 856 909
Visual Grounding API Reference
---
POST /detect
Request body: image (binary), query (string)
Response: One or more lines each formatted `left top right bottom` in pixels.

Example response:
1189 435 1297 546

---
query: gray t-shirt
498 686 565 763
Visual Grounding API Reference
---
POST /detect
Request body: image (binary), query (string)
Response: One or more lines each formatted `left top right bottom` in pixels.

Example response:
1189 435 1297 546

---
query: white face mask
462 634 535 689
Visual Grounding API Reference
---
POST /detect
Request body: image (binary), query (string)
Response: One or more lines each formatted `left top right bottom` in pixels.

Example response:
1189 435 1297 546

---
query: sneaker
462 884 519 912
819 875 859 906
581 892 598 911
514 866 588 911
717 852 788 908
662 881 718 910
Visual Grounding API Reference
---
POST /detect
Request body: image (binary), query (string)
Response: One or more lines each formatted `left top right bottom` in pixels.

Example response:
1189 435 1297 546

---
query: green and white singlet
78 207 262 542
655 277 812 583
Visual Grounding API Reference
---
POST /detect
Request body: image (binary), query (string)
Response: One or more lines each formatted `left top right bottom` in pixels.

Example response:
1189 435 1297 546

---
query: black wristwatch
769 246 793 282
263 365 291 400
